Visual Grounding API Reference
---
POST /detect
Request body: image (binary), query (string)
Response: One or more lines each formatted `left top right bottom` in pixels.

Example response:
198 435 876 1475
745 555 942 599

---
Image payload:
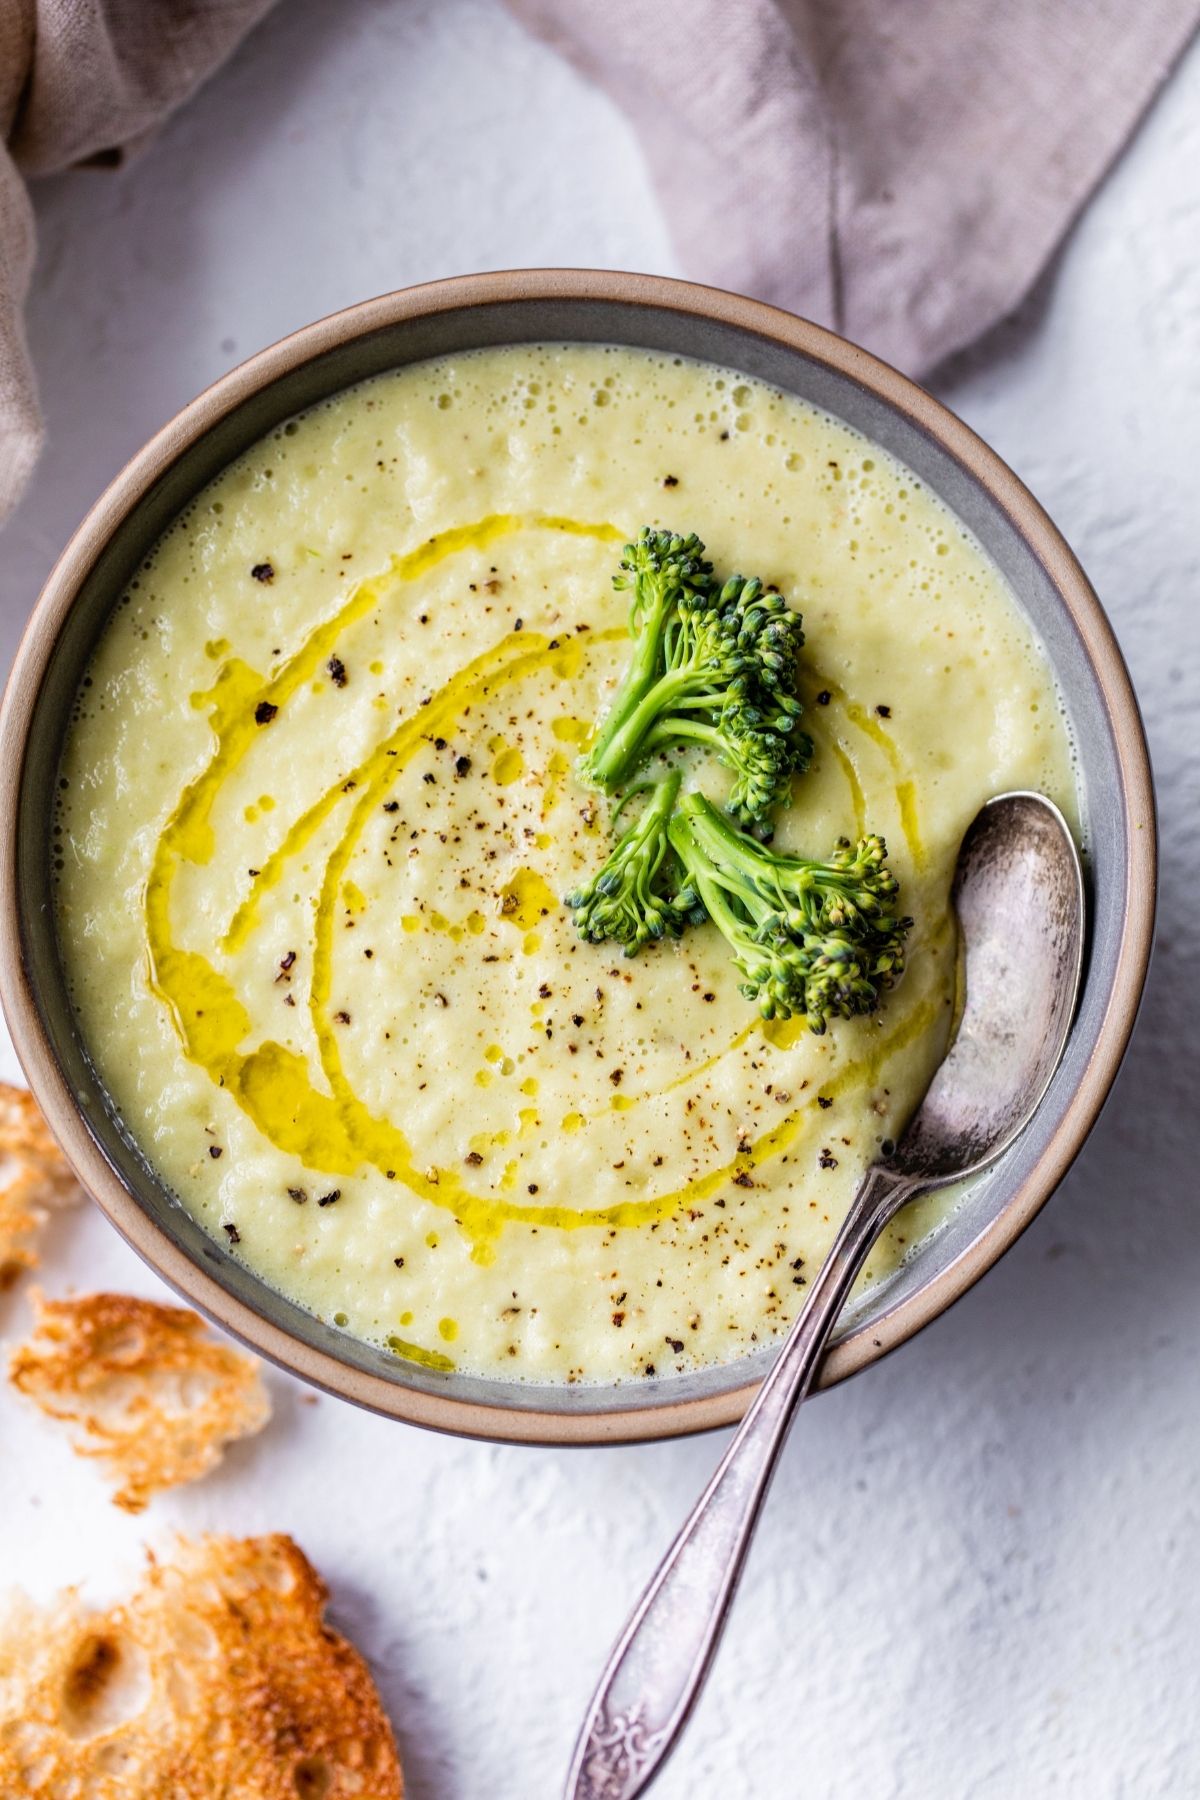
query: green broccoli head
579 536 809 833
665 791 911 1032
663 575 811 829
612 528 714 632
565 779 910 1032
564 771 702 955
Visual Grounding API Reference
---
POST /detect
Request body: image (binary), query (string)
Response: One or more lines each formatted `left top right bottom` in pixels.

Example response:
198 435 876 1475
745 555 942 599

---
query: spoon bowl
568 790 1086 1800
889 791 1085 1185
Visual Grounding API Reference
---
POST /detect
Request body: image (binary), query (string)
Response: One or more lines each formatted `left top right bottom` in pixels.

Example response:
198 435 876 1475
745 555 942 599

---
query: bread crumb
9 1291 271 1512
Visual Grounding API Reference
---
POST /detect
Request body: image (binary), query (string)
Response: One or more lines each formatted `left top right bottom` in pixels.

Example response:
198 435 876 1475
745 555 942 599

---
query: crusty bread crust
10 1290 272 1511
0 1533 404 1797
0 1083 81 1288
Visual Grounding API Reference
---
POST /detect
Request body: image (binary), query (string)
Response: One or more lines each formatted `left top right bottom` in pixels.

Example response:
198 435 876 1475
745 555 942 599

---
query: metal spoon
565 791 1085 1800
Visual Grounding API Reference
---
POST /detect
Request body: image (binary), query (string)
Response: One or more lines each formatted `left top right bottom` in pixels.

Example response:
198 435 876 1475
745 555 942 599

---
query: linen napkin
510 0 1199 374
0 0 274 523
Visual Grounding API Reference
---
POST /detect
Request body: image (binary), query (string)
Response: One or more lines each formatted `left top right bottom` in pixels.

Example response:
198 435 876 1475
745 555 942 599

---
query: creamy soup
55 345 1076 1383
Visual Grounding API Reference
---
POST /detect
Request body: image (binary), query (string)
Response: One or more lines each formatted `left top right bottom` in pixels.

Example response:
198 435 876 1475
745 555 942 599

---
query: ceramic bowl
0 270 1155 1443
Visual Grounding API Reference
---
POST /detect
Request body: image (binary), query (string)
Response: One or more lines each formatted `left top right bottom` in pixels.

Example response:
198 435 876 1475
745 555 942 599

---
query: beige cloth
510 0 1199 374
1 1 1197 527
0 0 274 522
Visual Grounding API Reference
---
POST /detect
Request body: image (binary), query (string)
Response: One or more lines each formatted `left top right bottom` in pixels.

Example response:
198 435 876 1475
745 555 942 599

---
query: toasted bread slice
10 1291 272 1512
0 1533 404 1798
0 1081 76 1170
0 1083 82 1287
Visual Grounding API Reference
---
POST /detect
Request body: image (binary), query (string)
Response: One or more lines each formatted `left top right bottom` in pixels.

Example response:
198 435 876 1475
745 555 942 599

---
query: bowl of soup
0 271 1155 1442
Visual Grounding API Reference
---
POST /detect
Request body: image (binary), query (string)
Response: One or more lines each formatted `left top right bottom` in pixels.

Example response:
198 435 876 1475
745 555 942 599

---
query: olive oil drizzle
826 740 868 837
842 698 924 868
799 678 924 868
144 512 940 1259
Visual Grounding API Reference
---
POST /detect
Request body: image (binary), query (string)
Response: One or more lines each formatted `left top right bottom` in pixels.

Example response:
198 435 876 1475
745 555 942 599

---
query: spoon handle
564 1161 917 1800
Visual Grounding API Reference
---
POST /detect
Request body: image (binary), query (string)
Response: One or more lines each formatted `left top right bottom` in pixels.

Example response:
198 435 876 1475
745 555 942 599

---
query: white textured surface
2 5 1199 1795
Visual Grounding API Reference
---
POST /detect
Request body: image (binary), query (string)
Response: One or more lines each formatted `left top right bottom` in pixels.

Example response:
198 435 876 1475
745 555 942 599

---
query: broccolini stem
584 594 677 787
586 667 725 791
580 527 714 793
565 771 699 955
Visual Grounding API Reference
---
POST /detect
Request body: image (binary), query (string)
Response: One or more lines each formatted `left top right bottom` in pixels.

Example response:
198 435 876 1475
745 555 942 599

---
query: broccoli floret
566 778 911 1030
565 771 703 955
580 529 810 831
666 790 911 1033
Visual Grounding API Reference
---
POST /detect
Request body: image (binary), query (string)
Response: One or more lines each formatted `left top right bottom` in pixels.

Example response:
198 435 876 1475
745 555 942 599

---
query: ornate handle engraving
577 1702 671 1800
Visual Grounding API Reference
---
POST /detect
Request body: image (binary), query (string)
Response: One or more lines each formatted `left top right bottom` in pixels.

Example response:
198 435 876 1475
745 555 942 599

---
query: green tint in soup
55 345 1077 1383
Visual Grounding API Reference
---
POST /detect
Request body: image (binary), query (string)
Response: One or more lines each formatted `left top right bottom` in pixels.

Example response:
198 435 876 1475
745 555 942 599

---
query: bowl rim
0 268 1156 1444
